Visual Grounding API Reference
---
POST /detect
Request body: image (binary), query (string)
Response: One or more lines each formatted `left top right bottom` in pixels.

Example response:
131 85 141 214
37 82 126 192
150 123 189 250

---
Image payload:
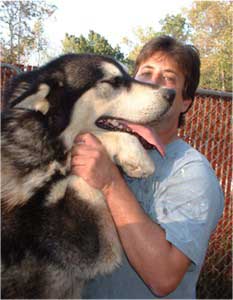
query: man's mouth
95 117 165 157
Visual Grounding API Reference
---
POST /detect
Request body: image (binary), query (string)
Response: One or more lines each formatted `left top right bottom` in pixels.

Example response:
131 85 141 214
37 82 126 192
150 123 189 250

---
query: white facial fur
61 61 170 151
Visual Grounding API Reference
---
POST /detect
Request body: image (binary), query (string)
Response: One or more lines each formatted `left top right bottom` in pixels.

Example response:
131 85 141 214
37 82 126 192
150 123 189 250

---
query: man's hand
71 133 121 193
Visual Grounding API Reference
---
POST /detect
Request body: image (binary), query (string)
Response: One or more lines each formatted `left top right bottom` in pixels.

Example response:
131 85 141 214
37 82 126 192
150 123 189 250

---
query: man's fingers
71 155 92 166
71 165 86 176
71 144 95 156
71 146 103 162
74 132 102 146
71 157 85 166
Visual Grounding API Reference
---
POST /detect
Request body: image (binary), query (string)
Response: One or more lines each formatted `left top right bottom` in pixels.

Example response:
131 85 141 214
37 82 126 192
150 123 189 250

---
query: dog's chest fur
1 108 122 298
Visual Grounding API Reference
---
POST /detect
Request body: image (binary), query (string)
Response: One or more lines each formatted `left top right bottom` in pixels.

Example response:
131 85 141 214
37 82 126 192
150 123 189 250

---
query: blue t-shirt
83 139 224 299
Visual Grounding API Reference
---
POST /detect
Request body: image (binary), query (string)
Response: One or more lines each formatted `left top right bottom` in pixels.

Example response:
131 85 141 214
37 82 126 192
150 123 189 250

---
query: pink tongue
121 121 165 157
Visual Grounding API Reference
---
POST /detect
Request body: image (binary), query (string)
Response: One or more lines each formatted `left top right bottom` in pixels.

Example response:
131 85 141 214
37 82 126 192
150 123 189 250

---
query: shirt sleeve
151 160 224 267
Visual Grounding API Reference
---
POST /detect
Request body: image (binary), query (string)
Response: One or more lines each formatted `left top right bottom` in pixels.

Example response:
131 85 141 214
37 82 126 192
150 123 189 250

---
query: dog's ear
14 83 50 115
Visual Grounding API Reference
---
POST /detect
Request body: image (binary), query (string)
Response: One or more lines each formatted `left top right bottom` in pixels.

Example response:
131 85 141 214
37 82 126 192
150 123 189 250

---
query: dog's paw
122 159 155 178
97 131 155 178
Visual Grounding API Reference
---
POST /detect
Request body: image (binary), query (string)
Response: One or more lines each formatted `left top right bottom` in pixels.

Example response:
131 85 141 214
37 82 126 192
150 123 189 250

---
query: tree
122 13 191 71
121 26 159 73
62 30 126 64
0 0 57 64
122 26 158 63
30 20 48 66
160 13 191 42
186 1 232 91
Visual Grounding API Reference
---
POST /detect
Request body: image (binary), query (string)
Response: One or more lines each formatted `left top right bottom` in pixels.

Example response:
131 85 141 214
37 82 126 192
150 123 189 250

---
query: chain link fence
1 64 232 299
179 89 232 299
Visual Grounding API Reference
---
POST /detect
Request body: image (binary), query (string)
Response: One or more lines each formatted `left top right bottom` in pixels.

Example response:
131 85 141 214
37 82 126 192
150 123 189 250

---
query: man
71 36 224 298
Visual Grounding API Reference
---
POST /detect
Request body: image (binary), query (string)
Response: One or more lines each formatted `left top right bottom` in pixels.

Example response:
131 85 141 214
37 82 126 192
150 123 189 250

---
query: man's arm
71 133 191 296
102 171 190 296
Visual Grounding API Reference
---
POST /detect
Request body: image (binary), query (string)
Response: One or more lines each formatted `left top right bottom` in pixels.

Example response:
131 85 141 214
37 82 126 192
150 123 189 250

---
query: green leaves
121 2 232 91
160 13 191 42
62 30 126 64
1 1 231 91
187 1 232 91
0 0 57 64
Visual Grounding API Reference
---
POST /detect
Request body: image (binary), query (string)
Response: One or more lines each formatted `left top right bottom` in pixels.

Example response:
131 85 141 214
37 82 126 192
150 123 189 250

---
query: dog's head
6 54 175 156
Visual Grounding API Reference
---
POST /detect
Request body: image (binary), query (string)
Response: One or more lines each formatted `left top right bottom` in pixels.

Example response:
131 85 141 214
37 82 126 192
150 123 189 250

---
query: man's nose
151 73 162 85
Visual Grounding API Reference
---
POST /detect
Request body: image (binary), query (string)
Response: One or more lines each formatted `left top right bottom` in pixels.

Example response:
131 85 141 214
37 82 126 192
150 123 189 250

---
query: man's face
135 51 191 130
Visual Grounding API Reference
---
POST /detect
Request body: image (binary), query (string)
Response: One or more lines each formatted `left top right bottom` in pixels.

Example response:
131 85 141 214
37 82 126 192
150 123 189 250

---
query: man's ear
182 98 192 114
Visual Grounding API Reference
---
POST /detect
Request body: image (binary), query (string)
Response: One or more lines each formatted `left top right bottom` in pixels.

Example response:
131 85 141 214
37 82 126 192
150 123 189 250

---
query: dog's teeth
118 124 124 129
110 120 119 127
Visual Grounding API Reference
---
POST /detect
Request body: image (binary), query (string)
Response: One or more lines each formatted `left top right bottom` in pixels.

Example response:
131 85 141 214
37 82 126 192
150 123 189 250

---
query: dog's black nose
161 88 176 104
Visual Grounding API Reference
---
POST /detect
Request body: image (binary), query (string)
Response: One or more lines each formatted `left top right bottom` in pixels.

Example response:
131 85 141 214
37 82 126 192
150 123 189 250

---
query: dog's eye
101 77 124 87
113 77 124 86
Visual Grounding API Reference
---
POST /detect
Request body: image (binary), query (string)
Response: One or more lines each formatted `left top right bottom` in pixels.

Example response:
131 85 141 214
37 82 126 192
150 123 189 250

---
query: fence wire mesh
1 64 232 299
179 93 232 299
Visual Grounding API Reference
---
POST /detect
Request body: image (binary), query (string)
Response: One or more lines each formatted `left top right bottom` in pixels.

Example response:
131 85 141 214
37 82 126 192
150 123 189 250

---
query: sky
45 0 194 57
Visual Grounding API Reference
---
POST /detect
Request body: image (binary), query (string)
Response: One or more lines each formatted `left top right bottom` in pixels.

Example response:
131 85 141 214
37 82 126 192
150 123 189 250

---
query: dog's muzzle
160 88 176 104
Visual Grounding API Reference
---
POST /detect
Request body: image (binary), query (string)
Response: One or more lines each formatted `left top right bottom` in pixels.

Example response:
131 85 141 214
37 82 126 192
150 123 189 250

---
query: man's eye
141 72 151 77
137 72 152 80
163 76 176 83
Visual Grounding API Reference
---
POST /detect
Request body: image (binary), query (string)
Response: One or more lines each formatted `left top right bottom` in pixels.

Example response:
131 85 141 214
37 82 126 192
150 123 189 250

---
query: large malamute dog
1 54 175 299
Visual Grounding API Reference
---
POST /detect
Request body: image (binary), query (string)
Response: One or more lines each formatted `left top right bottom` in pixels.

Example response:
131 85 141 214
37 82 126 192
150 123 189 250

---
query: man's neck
154 125 179 146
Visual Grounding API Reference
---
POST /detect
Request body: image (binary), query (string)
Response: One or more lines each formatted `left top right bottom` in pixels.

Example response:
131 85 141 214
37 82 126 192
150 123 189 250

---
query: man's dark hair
134 35 201 127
